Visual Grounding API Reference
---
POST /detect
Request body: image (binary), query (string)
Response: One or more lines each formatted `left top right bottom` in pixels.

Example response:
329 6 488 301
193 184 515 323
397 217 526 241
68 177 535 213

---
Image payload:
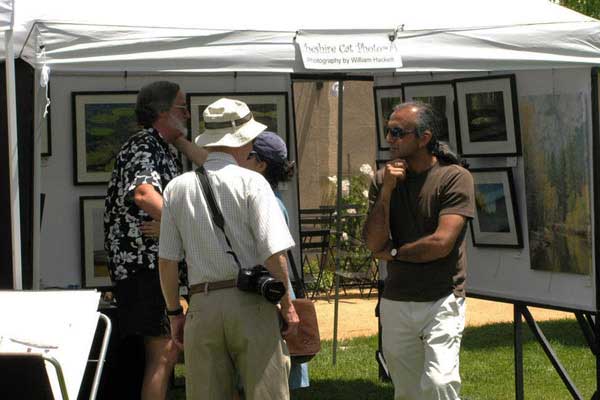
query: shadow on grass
291 379 393 400
171 318 589 400
462 318 586 350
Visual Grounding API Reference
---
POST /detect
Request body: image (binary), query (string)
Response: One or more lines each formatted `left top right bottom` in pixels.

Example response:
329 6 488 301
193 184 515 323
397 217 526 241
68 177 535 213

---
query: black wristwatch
166 306 183 316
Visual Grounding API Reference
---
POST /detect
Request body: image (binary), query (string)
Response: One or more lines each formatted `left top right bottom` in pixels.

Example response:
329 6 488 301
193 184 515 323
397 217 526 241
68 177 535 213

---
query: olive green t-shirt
368 161 475 302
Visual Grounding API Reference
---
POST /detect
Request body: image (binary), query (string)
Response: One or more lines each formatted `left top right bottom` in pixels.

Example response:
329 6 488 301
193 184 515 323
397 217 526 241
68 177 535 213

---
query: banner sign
297 34 402 70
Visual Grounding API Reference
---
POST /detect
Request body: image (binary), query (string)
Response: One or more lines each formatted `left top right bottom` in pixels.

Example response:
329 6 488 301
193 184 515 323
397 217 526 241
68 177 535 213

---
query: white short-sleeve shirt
159 152 295 285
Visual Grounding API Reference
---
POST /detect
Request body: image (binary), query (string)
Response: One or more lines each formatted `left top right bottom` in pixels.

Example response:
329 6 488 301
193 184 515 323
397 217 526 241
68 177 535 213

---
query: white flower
341 179 350 197
363 190 369 198
341 232 349 241
328 175 337 184
346 208 356 214
359 163 374 178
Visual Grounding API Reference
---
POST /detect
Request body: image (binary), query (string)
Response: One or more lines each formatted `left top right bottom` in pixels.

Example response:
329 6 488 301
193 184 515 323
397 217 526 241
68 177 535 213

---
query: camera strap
286 250 306 299
195 166 243 270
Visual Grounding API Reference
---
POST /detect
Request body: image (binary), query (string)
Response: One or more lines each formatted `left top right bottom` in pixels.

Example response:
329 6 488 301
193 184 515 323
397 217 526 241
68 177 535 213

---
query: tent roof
5 0 600 73
11 0 593 32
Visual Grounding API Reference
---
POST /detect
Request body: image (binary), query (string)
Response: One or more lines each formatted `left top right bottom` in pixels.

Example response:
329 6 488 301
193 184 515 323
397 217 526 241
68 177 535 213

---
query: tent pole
32 67 42 290
332 80 344 365
5 29 22 290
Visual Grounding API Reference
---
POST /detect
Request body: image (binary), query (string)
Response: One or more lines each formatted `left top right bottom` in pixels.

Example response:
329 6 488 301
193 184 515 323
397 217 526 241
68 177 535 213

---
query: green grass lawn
172 318 595 400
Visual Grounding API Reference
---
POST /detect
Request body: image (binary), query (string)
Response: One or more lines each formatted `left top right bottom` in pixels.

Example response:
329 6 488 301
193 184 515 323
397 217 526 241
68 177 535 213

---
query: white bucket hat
194 98 267 148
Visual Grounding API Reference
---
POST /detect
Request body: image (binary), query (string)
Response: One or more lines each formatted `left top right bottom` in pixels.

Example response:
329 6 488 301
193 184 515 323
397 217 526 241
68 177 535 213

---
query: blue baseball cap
253 131 287 164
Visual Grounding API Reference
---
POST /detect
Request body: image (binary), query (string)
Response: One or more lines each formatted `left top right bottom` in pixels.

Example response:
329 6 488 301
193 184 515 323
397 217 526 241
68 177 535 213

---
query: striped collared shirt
159 152 294 285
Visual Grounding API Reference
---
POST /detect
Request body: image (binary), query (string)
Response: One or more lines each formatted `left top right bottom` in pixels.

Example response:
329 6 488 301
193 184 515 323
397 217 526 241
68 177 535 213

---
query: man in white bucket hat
158 98 299 400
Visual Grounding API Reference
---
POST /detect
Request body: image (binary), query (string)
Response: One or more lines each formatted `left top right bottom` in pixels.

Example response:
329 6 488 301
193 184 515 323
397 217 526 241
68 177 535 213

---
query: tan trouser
184 287 290 400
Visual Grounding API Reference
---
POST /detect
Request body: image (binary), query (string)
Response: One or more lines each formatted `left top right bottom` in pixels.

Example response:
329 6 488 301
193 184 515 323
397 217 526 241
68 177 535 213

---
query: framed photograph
522 91 592 275
469 168 522 248
455 75 521 157
80 196 112 289
187 92 289 168
373 86 403 150
72 91 139 184
402 81 457 152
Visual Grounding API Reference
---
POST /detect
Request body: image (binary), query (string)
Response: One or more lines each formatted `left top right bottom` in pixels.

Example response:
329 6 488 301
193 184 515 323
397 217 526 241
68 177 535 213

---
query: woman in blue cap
243 130 310 391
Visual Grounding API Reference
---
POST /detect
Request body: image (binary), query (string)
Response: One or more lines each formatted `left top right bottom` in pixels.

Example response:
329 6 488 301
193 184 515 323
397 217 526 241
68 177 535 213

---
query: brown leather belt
189 279 237 295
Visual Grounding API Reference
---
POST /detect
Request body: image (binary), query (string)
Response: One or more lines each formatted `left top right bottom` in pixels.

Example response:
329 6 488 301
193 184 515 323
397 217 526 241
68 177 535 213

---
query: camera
237 265 286 304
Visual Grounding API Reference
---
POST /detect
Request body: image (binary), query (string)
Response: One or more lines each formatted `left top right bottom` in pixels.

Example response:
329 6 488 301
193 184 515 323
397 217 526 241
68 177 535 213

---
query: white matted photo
80 196 112 289
402 81 457 152
373 86 403 150
72 91 138 184
469 167 522 248
187 92 289 168
455 75 521 157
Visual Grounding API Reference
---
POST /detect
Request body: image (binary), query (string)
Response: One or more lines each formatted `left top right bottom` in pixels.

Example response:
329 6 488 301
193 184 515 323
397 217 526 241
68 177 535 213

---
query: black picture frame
79 196 113 289
402 80 458 152
469 167 522 248
72 91 139 185
186 92 290 170
454 74 521 157
373 85 403 150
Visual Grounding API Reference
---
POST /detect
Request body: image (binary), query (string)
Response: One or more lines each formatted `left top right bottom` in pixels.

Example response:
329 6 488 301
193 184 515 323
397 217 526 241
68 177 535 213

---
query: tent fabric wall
38 72 300 288
0 59 34 289
375 67 597 312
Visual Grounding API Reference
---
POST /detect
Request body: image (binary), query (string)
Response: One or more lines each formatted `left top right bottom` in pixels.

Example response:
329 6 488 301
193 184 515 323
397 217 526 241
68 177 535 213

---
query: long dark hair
263 158 296 190
392 101 468 168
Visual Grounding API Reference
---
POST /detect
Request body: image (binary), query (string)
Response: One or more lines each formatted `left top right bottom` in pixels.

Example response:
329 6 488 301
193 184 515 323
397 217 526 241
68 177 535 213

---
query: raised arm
363 160 407 253
173 136 208 167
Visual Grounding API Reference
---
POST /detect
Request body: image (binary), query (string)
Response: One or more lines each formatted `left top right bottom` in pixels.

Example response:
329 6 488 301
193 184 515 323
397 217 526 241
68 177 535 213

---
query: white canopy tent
1 0 599 273
3 0 600 365
2 0 600 73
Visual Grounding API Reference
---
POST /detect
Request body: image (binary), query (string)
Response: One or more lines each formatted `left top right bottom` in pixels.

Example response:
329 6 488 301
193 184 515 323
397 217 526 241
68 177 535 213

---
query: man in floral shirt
104 81 206 400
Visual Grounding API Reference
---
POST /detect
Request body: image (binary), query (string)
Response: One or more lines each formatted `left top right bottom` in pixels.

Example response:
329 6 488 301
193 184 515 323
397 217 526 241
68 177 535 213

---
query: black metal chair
299 227 332 299
330 212 379 298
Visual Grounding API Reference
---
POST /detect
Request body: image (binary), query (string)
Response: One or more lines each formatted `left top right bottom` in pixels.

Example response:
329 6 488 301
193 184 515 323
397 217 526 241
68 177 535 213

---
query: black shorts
114 269 170 338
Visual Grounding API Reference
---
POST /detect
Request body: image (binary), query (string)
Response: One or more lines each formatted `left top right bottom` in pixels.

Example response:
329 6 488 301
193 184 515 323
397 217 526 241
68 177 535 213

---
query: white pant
381 293 466 400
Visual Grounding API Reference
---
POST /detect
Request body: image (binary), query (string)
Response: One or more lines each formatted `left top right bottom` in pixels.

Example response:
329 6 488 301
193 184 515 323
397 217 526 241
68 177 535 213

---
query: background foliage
559 0 600 19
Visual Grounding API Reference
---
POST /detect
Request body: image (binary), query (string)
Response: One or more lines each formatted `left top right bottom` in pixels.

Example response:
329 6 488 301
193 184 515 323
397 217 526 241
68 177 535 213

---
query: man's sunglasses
247 150 262 162
386 126 415 139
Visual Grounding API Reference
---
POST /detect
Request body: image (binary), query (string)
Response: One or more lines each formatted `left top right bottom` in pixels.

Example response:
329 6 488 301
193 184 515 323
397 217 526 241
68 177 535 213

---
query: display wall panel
39 73 299 289
374 68 596 312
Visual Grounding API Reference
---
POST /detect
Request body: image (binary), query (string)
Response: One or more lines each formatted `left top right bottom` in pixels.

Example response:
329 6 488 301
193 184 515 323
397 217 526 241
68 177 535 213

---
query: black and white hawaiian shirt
104 128 185 284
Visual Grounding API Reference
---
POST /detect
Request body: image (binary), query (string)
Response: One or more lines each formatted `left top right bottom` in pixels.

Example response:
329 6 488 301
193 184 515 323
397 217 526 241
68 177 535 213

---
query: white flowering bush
305 164 377 296
324 163 373 214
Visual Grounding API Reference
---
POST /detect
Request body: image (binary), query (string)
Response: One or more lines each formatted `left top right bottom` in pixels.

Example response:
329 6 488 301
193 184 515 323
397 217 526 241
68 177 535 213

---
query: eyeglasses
172 104 188 111
386 126 415 139
247 150 262 162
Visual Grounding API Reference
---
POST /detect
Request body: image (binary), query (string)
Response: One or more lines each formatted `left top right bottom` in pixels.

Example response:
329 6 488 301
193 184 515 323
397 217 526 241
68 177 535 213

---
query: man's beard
168 113 188 137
